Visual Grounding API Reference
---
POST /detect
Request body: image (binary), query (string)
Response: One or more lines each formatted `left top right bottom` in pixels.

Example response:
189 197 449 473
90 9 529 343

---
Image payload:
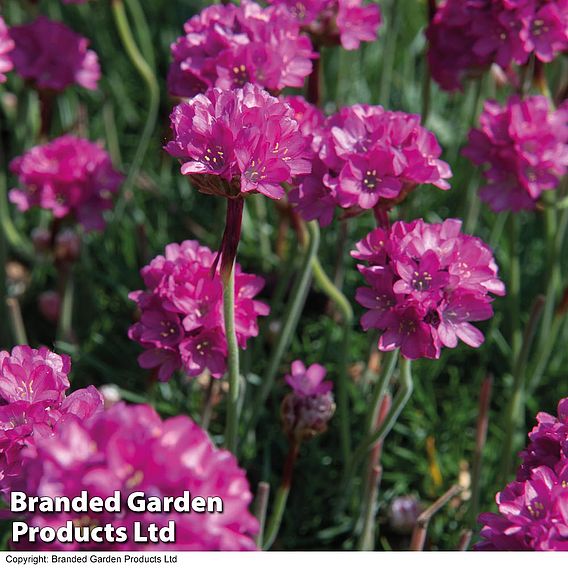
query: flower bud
281 360 335 443
387 496 422 535
31 227 52 253
38 290 61 323
54 228 81 264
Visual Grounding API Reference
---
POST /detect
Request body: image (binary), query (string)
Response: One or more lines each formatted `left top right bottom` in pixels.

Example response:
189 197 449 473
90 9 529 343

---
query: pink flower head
463 95 568 212
269 0 381 50
0 17 14 83
9 135 123 231
282 361 335 442
476 464 568 550
168 1 315 98
15 403 259 550
290 103 451 226
0 346 103 492
285 360 332 397
352 219 505 360
426 1 568 91
128 240 269 381
166 84 310 276
518 397 568 481
9 16 100 91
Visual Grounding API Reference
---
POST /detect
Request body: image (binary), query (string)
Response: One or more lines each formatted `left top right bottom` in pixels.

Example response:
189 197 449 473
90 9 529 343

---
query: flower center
411 270 433 291
231 64 249 87
202 146 226 171
363 169 380 192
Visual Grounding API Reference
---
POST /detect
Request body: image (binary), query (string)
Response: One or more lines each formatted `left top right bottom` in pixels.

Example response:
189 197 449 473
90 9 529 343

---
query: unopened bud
31 227 52 253
387 496 422 535
54 229 81 263
38 290 61 323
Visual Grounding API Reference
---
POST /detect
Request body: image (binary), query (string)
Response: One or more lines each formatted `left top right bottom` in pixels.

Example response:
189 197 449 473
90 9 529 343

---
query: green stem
346 356 413 487
365 351 398 434
263 441 299 550
7 298 28 346
311 254 354 463
223 263 240 454
111 0 159 196
56 268 75 344
247 221 320 436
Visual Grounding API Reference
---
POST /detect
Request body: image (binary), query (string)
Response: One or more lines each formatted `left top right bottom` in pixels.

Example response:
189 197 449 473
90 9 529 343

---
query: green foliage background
1 0 567 551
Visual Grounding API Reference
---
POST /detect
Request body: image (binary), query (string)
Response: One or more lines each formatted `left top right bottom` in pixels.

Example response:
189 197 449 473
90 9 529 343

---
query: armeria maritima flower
128 240 269 382
9 135 123 231
0 16 14 83
289 100 452 226
463 95 568 212
281 360 335 442
16 403 259 550
168 0 315 98
352 219 505 360
9 16 100 91
268 0 381 50
477 398 568 550
426 0 568 91
166 83 310 276
0 346 103 493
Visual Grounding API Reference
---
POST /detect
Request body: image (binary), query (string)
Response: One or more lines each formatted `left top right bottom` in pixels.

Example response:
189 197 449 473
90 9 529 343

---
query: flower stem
263 441 299 550
253 482 270 549
7 298 28 346
111 0 159 195
223 262 240 454
247 221 320 435
311 254 354 463
345 355 413 489
56 266 75 345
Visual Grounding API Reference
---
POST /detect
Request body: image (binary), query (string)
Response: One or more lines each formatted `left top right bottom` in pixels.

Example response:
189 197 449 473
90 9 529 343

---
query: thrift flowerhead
16 403 259 550
290 102 452 226
477 465 568 550
9 16 100 91
166 83 310 276
426 0 568 91
168 0 315 98
281 360 335 442
0 17 14 83
463 95 568 212
10 135 123 232
128 240 269 382
0 346 103 493
269 0 381 50
352 219 505 360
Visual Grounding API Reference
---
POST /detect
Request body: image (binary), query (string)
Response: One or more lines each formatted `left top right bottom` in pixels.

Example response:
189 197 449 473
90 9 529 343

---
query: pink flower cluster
463 95 568 212
168 1 315 98
268 0 381 50
281 361 335 442
128 240 269 381
0 346 103 493
477 398 568 550
352 219 505 360
9 16 100 91
426 0 568 91
17 403 259 550
0 16 14 83
9 135 123 232
166 84 310 200
288 99 452 226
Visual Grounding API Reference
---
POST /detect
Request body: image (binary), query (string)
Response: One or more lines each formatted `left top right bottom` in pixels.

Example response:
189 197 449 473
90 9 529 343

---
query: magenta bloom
168 1 315 98
463 96 568 212
9 135 123 231
290 102 451 226
9 16 100 91
128 240 269 381
166 84 309 275
426 1 568 91
0 346 103 493
518 397 568 481
281 361 335 442
352 219 505 360
15 403 259 550
285 360 333 397
0 17 14 83
269 0 381 50
477 464 568 550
